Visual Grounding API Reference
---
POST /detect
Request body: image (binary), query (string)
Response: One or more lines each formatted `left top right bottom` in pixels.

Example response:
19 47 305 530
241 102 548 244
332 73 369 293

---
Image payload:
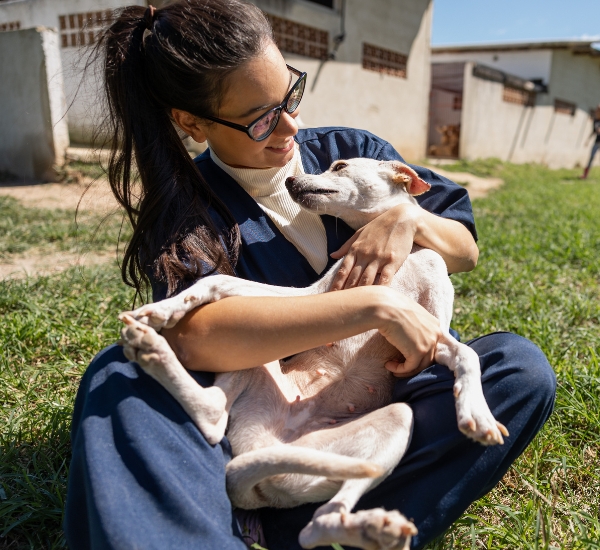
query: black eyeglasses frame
202 65 307 142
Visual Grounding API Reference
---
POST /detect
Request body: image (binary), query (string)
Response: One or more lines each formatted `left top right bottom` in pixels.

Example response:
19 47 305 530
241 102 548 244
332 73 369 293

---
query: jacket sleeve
375 140 477 241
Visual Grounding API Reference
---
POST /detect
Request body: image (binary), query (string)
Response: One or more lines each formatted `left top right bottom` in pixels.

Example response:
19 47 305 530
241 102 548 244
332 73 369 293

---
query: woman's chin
264 148 294 167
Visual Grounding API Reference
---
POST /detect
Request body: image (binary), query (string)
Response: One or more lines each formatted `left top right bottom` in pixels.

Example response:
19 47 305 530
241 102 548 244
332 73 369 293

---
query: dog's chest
288 334 397 417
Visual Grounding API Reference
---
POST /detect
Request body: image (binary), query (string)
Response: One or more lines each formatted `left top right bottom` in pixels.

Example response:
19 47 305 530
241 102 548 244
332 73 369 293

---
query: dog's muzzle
285 176 336 203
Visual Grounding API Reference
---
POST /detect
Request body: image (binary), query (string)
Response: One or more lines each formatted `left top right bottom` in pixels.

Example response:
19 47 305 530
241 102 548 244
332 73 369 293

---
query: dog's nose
285 175 296 188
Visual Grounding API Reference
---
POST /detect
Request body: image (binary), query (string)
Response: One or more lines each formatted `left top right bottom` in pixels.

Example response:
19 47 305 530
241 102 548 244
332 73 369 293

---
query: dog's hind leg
119 315 228 445
292 404 416 550
435 335 509 446
300 508 416 550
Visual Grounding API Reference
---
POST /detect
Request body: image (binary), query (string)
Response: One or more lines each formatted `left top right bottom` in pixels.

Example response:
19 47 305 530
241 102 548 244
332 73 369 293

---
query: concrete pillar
0 26 69 182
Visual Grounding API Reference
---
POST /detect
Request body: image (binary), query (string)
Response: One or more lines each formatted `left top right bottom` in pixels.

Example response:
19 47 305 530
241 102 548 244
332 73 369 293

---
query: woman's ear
172 108 208 143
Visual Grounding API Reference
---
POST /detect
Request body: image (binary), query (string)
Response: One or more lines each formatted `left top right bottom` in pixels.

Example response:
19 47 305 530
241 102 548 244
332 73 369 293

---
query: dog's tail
226 446 384 508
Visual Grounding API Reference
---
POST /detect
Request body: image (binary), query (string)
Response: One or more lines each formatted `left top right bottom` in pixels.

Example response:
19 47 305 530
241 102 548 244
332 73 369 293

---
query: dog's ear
387 162 431 196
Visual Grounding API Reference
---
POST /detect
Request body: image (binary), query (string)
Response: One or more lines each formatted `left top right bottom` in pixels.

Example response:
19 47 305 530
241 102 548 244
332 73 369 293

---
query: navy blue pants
64 332 555 550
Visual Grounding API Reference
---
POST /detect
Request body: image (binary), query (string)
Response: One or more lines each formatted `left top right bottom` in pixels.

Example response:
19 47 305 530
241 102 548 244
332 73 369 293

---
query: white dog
119 159 508 550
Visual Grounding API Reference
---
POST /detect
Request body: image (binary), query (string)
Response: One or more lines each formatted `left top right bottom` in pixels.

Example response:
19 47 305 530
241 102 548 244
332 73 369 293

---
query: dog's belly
225 335 397 458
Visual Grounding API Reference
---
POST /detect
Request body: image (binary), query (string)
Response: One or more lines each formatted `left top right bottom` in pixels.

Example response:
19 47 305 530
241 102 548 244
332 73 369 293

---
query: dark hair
97 0 273 301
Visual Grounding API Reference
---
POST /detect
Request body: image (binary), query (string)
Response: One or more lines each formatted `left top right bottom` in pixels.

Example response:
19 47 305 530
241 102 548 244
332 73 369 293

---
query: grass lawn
0 161 599 549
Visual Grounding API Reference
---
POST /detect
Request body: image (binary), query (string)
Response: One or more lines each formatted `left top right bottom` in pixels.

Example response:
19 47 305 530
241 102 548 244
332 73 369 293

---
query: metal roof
432 38 600 55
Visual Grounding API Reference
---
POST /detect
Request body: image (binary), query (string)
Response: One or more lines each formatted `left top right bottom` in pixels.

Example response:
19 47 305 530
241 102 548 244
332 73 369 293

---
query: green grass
0 195 128 258
0 163 599 548
0 267 134 548
64 160 107 181
426 162 600 549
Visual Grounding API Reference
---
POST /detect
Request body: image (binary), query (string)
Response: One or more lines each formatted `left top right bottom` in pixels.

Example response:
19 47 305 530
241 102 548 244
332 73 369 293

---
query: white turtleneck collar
209 144 328 274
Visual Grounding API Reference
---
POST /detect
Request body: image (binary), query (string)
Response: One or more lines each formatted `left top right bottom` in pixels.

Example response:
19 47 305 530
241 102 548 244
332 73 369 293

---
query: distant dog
120 158 507 550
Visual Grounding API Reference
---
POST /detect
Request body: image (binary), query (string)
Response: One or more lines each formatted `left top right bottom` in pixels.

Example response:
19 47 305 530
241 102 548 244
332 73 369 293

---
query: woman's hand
330 203 419 290
330 202 479 291
377 293 444 377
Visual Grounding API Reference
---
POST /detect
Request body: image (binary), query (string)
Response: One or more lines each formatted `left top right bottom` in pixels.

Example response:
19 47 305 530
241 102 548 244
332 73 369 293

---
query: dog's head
285 158 430 228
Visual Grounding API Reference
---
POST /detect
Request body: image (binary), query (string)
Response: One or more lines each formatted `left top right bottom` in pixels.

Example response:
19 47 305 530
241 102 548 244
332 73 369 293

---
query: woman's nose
273 109 298 137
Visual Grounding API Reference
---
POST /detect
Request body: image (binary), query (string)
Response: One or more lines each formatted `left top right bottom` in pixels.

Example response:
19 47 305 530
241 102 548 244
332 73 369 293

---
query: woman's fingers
343 263 365 289
378 262 399 287
330 254 356 290
378 296 442 376
385 354 434 378
332 257 402 290
356 263 380 287
337 260 381 289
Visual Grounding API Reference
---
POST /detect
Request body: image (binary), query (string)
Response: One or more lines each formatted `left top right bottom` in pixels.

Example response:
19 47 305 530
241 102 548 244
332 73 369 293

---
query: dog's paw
119 314 175 370
299 508 416 550
120 289 209 330
454 380 509 446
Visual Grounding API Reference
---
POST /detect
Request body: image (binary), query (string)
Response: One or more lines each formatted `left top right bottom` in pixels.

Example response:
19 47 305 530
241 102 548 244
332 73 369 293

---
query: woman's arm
162 285 442 374
330 202 479 290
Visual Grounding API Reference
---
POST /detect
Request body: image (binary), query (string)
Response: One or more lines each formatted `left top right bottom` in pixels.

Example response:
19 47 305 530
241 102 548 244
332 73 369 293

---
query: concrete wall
0 0 145 144
255 0 433 161
546 49 600 113
0 27 69 181
2 0 432 156
459 60 596 168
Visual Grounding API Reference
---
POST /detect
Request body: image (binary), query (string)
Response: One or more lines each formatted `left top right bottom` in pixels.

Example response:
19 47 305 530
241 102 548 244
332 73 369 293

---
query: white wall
460 61 595 168
0 27 69 181
0 0 145 144
2 0 433 155
259 0 433 160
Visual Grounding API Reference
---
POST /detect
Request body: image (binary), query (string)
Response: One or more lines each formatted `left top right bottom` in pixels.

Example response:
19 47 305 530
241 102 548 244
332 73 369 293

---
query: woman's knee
470 332 556 406
84 343 215 390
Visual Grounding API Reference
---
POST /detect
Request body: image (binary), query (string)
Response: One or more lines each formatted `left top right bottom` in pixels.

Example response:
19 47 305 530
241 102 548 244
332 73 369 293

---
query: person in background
581 104 600 179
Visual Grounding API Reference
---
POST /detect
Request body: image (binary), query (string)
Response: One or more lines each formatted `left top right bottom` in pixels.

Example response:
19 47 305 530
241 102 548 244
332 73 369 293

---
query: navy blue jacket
153 127 475 301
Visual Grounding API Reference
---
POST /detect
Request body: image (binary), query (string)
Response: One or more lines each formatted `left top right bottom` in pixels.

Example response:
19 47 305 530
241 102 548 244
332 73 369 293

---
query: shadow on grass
1 409 70 549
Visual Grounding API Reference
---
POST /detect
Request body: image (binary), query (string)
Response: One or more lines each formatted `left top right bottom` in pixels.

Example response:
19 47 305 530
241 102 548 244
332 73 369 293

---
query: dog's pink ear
388 162 431 196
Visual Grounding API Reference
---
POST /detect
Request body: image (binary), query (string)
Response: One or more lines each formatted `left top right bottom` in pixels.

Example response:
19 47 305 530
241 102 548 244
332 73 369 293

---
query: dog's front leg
435 336 509 445
125 274 312 331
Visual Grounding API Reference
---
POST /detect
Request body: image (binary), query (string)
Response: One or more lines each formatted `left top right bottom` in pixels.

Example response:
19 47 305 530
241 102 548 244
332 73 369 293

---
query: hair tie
144 5 157 30
142 5 157 44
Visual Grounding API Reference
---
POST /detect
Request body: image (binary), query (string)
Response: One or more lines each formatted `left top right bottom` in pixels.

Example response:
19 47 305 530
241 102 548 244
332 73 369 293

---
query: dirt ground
423 165 504 199
0 155 503 280
0 170 122 279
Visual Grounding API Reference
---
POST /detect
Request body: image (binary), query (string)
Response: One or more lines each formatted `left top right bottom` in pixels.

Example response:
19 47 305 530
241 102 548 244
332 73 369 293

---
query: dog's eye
332 162 348 172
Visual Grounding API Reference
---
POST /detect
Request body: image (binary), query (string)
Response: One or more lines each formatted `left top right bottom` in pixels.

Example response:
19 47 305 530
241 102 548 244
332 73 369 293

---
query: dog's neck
340 211 381 230
337 196 418 230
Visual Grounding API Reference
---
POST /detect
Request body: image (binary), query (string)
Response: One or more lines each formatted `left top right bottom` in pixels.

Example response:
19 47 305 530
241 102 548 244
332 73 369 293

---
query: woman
64 1 556 549
581 105 600 179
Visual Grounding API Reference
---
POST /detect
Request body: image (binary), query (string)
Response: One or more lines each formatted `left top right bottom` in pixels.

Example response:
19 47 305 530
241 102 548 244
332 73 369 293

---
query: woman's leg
260 332 556 550
64 344 247 550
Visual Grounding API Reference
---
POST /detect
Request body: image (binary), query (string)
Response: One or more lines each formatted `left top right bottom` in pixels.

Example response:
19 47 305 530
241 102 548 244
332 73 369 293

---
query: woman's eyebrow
238 72 293 118
239 103 273 118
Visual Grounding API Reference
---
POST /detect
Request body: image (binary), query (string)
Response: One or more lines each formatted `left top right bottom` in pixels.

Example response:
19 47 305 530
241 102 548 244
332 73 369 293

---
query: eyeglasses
203 65 307 142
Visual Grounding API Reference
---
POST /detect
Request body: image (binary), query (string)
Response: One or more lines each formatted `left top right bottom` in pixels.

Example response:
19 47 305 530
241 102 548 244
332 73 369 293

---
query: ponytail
95 0 272 301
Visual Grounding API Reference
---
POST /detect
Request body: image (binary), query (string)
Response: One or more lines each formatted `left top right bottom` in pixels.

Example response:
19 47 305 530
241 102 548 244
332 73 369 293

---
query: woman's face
198 41 301 169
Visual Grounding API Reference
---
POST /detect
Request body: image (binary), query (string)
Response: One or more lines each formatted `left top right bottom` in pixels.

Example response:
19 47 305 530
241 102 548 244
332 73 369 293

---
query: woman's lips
266 140 294 154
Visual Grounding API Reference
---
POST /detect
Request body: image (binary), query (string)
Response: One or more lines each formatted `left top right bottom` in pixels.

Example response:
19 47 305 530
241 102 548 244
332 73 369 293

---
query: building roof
432 38 600 56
